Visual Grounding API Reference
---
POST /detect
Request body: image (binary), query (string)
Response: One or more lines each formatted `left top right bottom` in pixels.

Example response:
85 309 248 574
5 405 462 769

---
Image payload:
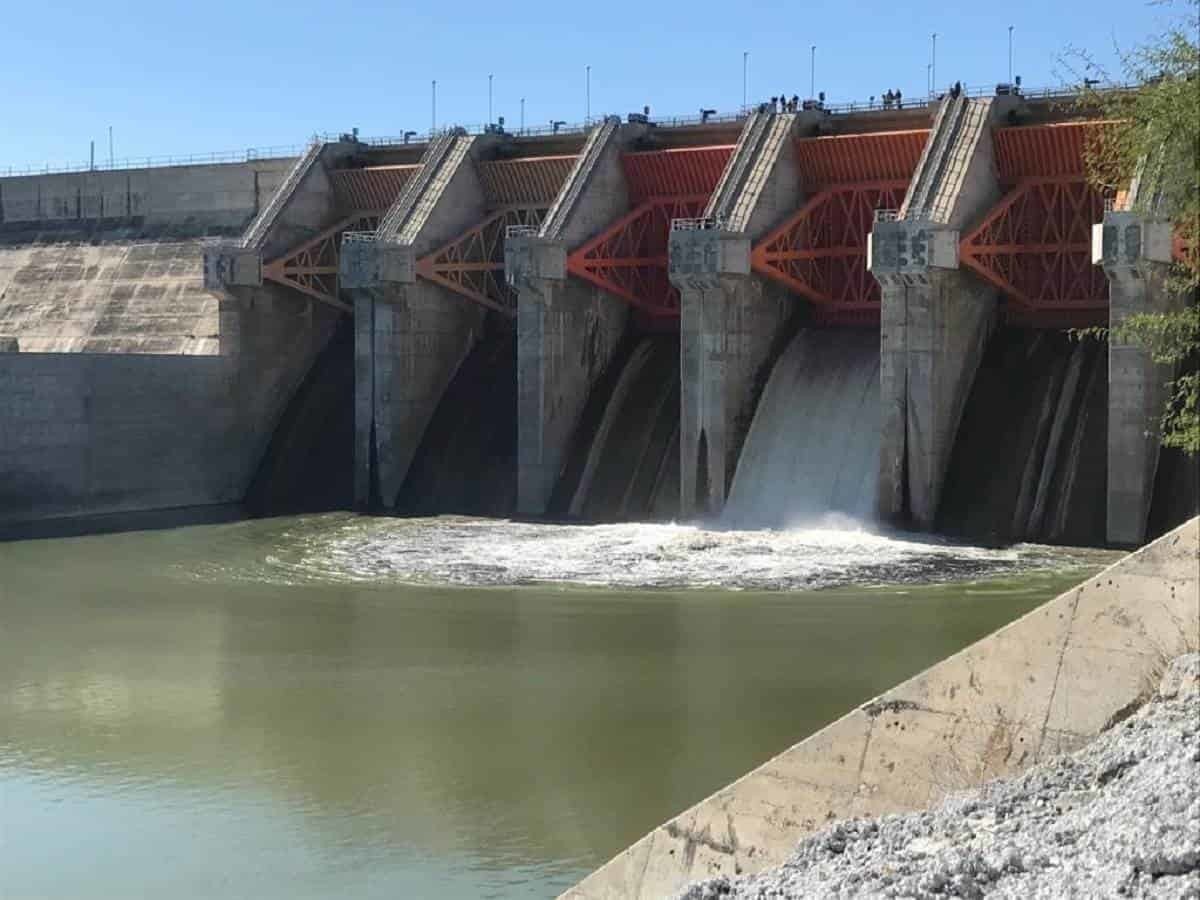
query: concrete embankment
0 159 345 529
561 516 1200 899
680 653 1200 899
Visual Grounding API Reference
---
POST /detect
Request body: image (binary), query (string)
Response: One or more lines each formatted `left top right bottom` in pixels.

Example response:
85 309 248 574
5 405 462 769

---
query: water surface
0 514 1115 898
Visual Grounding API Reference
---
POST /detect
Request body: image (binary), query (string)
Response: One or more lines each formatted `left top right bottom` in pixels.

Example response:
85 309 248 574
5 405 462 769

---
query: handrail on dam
1 82 1134 178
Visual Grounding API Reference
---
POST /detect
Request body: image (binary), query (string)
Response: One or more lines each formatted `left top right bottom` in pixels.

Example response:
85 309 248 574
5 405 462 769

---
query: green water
0 515 1113 899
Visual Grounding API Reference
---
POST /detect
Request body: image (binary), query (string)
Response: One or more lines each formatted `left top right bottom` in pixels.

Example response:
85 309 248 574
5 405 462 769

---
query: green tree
1073 0 1199 453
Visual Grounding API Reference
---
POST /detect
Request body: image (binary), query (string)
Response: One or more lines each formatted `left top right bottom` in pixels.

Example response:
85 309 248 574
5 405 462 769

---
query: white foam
209 514 1107 591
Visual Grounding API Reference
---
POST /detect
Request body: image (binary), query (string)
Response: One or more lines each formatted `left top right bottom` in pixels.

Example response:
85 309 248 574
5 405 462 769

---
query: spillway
246 318 355 516
723 330 880 529
551 336 680 522
395 323 517 517
938 329 1108 546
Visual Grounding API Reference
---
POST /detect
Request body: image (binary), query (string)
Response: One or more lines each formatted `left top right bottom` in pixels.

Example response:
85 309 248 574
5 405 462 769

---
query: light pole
743 50 749 109
488 74 493 124
931 33 937 94
432 79 437 133
1008 25 1014 82
520 97 525 133
585 65 591 123
810 45 816 99
927 63 933 97
108 125 113 168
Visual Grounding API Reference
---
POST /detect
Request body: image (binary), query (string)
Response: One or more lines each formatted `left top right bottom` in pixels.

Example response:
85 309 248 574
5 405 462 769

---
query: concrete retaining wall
0 160 294 355
0 161 295 228
563 516 1200 899
0 159 342 526
0 287 339 526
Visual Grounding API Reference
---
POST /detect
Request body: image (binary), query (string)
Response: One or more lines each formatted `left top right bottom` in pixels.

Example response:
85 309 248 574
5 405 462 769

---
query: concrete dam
1 89 1195 545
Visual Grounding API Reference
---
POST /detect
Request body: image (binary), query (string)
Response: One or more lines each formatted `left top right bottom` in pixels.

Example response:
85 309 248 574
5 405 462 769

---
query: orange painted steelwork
991 121 1115 182
261 213 378 311
478 155 576 207
561 144 732 316
330 166 418 213
960 177 1108 327
793 130 929 189
567 197 707 317
620 146 733 204
415 206 546 315
753 182 908 326
749 131 927 326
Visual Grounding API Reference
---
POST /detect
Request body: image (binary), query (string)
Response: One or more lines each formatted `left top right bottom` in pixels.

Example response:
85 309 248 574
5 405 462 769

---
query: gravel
678 653 1200 900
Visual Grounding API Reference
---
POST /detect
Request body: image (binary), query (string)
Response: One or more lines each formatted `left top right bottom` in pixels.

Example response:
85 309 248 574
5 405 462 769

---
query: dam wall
0 159 294 354
0 157 347 528
563 516 1200 899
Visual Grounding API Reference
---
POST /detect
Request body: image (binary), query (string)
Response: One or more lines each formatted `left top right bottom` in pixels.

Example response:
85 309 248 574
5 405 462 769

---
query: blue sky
1 0 1172 170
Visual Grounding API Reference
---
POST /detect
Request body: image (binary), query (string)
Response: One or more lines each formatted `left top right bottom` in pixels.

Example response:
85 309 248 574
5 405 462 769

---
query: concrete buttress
341 132 500 509
869 96 1017 528
505 119 640 515
1094 207 1177 545
669 112 807 516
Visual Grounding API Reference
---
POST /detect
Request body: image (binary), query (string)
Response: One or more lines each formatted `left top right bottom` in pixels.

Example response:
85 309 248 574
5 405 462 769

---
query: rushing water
725 330 881 527
0 514 1116 899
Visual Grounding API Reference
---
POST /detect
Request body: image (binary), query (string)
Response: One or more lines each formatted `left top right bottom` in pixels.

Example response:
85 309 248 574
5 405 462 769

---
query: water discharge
724 329 880 529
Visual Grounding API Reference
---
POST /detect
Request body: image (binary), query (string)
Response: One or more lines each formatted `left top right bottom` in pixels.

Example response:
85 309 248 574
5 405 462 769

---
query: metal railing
2 81 1137 178
505 224 539 238
341 231 379 244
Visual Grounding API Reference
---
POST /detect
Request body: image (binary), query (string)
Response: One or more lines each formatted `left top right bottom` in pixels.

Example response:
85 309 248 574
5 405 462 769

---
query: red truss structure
415 206 546 315
752 182 907 326
960 176 1108 328
261 213 378 312
566 196 707 317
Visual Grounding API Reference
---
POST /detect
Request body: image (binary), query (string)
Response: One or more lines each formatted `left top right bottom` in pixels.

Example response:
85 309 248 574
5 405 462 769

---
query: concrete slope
562 516 1200 899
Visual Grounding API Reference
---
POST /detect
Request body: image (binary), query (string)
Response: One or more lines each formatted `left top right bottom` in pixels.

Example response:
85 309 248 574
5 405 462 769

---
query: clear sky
1 0 1171 170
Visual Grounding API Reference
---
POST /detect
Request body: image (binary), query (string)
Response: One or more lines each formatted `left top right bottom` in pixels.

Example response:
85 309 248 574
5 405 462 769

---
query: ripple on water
181 513 1115 591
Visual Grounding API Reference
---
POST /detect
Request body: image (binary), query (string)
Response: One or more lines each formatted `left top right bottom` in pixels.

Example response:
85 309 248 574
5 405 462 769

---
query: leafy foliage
1071 1 1200 452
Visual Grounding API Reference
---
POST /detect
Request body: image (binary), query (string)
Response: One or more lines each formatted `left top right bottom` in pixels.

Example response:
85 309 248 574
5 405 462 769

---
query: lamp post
810 45 816 98
520 97 525 133
743 50 749 109
585 65 591 123
1008 25 1014 82
488 73 493 124
931 33 937 94
432 79 437 133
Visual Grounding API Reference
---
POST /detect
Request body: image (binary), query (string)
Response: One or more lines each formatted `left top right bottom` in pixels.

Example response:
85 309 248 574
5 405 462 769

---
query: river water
0 513 1116 899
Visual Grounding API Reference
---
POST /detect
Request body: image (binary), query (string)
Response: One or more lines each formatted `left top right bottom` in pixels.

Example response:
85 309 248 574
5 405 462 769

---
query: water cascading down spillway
722 330 881 529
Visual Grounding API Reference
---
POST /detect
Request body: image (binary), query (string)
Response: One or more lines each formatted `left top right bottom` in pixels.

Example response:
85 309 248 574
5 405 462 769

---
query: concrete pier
505 118 641 515
1094 208 1177 545
869 95 1015 528
669 112 804 516
342 132 501 509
